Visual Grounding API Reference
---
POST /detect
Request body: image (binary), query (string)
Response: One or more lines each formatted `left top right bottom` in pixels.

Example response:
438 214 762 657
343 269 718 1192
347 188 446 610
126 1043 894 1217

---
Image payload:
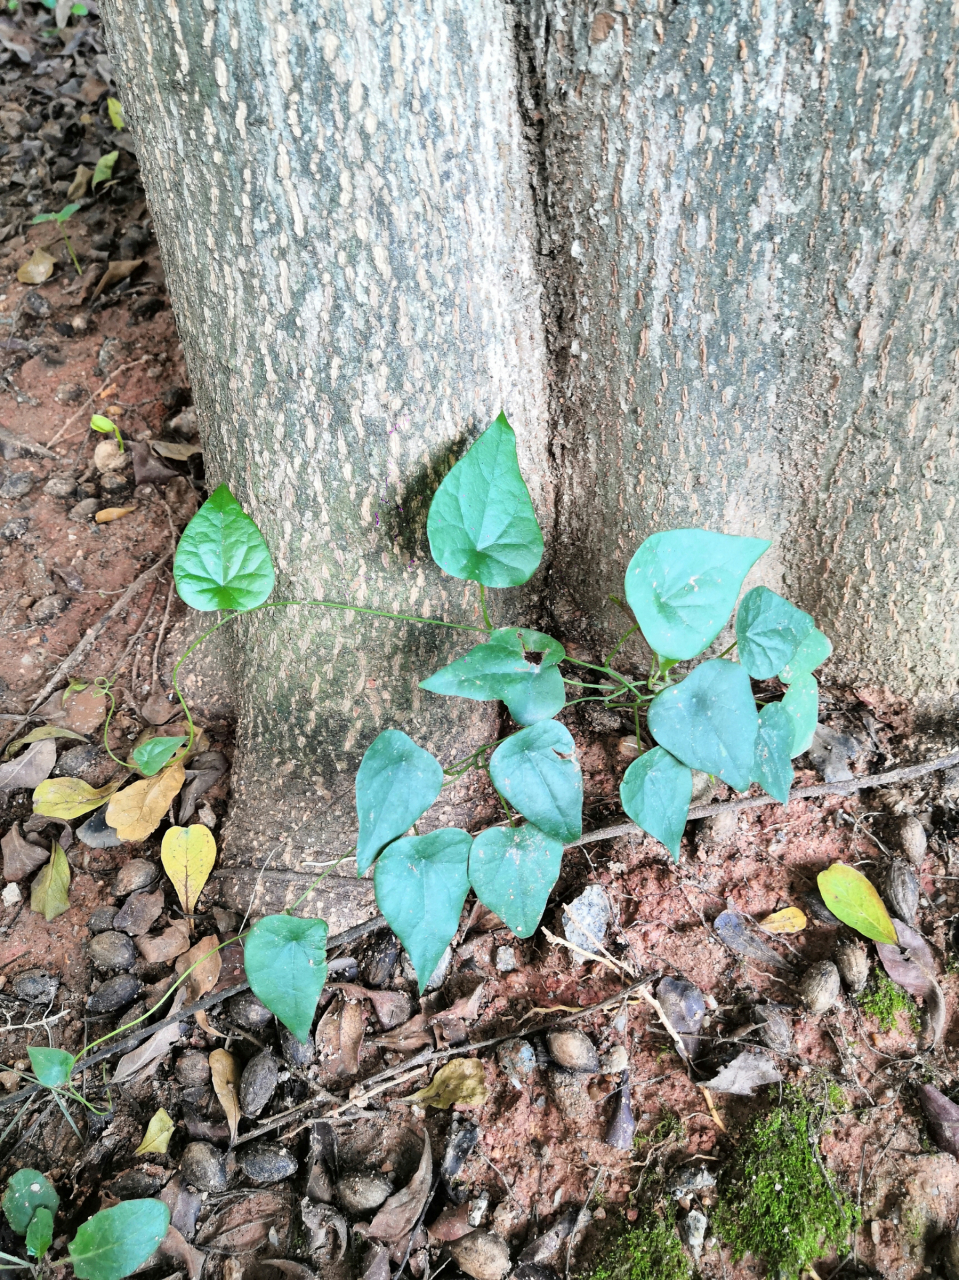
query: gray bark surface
100 0 959 918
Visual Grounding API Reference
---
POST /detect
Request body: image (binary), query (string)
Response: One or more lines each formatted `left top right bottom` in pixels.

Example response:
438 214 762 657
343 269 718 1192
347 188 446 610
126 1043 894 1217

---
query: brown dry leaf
338 1000 365 1077
176 933 222 1001
152 441 203 460
67 165 93 199
17 247 55 285
876 918 945 1047
428 1203 473 1243
758 907 807 935
106 761 186 842
136 919 191 964
331 983 412 1030
91 258 143 300
156 1226 205 1280
114 888 164 936
95 506 136 524
161 824 216 913
113 998 185 1083
210 1048 240 1143
134 1107 175 1154
23 813 73 853
373 1013 434 1053
196 1188 292 1253
0 739 57 792
179 752 229 823
403 1059 487 1110
2 823 51 882
141 683 178 725
363 1134 432 1242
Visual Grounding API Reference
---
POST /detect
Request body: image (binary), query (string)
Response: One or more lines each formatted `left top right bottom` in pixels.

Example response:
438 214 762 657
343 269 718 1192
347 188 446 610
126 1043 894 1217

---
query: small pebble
679 1209 708 1261
239 1049 278 1118
88 906 119 934
497 1038 536 1089
336 1172 392 1214
600 1045 629 1073
401 944 452 992
86 973 141 1014
113 888 164 936
561 885 610 953
68 498 99 522
76 805 122 850
113 859 158 896
236 1141 298 1184
88 931 136 972
0 517 29 541
43 474 77 499
0 472 33 499
277 1023 314 1068
180 1141 228 1192
53 744 114 787
28 595 70 625
495 946 517 973
175 1052 211 1087
449 1230 511 1280
12 970 59 1004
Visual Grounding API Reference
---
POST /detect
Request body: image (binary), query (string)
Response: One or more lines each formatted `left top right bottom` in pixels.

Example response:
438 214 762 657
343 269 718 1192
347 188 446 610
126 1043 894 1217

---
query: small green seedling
90 415 124 452
29 204 81 275
91 151 119 191
0 1171 167 1280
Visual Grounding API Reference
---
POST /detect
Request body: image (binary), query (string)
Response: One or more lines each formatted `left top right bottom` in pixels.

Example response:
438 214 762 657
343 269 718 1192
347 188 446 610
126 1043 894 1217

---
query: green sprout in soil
634 1110 685 1150
713 1087 859 1280
586 1206 691 1280
858 970 920 1033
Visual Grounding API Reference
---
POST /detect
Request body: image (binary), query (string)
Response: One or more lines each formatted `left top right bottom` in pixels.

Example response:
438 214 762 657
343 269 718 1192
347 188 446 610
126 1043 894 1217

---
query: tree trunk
521 0 959 712
100 0 959 920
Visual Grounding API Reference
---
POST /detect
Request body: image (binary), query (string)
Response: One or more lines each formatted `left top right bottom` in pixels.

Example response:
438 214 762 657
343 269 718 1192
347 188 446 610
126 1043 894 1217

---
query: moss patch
858 970 920 1033
586 1208 691 1280
713 1088 859 1280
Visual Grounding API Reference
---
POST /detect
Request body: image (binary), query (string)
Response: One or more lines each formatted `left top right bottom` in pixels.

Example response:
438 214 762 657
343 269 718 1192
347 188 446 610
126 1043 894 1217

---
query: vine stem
479 583 492 631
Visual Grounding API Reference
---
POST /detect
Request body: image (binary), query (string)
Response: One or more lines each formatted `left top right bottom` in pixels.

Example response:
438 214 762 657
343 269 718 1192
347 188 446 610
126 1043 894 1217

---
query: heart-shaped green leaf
752 702 794 803
619 746 692 861
173 483 275 612
468 823 564 937
489 721 582 844
779 628 832 683
374 829 471 992
27 1046 73 1088
244 914 329 1043
131 736 187 777
780 673 819 757
69 1199 171 1280
420 628 566 725
817 863 897 944
647 659 758 792
734 587 814 679
426 413 543 587
26 1206 53 1259
355 730 443 875
624 529 770 661
3 1170 59 1235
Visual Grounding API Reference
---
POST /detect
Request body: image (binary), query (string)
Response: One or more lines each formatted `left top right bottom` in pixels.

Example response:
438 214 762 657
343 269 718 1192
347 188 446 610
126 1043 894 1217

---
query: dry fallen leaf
363 1134 432 1242
757 907 807 935
404 1059 487 1110
701 1049 782 1096
161 824 216 913
331 983 412 1031
113 999 185 1083
876 917 945 1047
136 919 191 965
91 258 143 300
151 441 203 461
30 841 71 922
17 247 55 284
95 506 137 524
210 1048 240 1144
2 725 85 762
106 762 186 842
0 739 57 793
176 933 222 1001
918 1084 959 1159
135 1107 175 1154
67 164 93 200
33 776 121 820
2 823 51 883
156 1226 205 1280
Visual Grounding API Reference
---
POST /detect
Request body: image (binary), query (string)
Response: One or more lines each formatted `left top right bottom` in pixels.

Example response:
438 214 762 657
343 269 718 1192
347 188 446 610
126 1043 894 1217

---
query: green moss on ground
713 1088 859 1280
586 1208 691 1280
858 970 919 1033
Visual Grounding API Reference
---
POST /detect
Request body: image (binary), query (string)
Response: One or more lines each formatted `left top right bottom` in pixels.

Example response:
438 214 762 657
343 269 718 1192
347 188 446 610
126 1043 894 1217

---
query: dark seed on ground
86 973 142 1014
88 905 119 934
277 1023 314 1068
113 858 158 896
88 930 136 972
180 1141 228 1192
236 1141 298 1184
227 991 273 1030
239 1049 278 1117
12 969 59 1004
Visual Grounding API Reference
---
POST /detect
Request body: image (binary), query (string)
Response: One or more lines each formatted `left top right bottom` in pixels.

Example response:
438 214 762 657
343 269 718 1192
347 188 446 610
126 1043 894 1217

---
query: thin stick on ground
45 355 151 448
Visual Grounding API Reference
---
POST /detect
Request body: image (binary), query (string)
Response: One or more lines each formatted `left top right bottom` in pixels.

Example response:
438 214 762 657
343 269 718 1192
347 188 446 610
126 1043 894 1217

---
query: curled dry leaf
655 977 705 1062
2 823 51 882
2 725 85 762
17 247 55 285
135 1107 175 1155
701 1049 782 1096
106 762 186 842
91 258 143 300
714 910 793 971
113 994 185 1083
156 1226 205 1280
23 813 73 853
876 918 945 1047
917 1084 959 1160
0 739 57 792
161 824 216 913
176 934 222 1002
605 1073 636 1150
33 776 121 820
136 919 191 965
330 983 412 1030
95 506 137 524
30 842 71 922
209 1048 241 1144
404 1059 487 1110
362 1133 432 1242
373 1013 433 1053
757 907 807 934
152 440 203 461
178 752 229 823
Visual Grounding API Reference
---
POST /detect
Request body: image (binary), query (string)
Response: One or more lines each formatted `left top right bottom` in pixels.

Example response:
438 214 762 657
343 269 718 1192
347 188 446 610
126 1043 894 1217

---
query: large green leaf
734 587 814 679
779 628 832 683
619 747 692 862
468 823 564 937
420 628 566 725
131 736 187 777
817 863 897 944
624 528 770 661
780 673 819 757
752 702 794 803
3 1170 59 1236
355 730 443 875
244 914 329 1043
69 1200 171 1280
647 659 758 792
27 1046 73 1088
489 721 582 844
426 413 544 587
173 483 275 612
374 829 471 992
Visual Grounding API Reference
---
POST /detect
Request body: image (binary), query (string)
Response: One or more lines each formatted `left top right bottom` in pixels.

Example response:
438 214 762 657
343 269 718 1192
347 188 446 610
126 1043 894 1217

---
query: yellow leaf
17 247 55 284
403 1058 487 1110
817 862 898 944
757 907 807 935
95 506 136 524
175 933 222 1000
32 776 121 820
161 826 216 914
106 762 186 842
135 1107 174 1155
107 97 125 131
209 1049 240 1143
30 842 71 922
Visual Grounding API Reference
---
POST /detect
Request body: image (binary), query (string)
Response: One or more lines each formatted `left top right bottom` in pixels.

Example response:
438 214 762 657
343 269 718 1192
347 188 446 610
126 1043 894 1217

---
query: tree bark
520 0 959 713
99 0 552 923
